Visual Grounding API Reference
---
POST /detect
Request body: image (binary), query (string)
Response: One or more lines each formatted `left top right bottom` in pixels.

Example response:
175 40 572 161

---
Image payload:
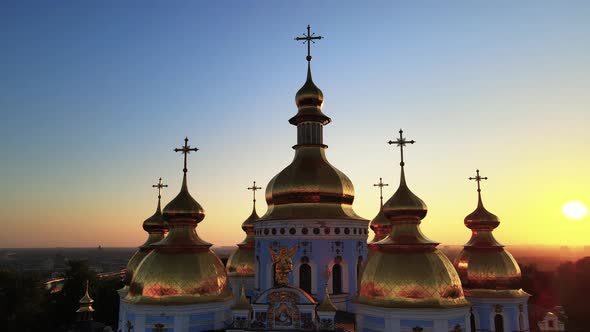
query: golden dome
126 152 231 305
357 249 467 308
454 177 525 297
227 206 258 277
454 249 522 291
127 249 231 305
369 209 391 243
382 168 427 221
290 63 330 126
357 137 467 309
125 197 168 285
163 174 205 222
260 146 364 221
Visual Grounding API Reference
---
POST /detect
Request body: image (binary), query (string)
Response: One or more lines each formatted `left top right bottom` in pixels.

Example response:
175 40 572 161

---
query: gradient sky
1 1 589 248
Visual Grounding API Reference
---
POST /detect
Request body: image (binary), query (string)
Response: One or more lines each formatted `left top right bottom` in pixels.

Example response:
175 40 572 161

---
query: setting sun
562 201 588 220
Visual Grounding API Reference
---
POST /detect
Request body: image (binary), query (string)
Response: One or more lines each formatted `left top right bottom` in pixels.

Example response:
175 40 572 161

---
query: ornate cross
173 137 198 173
152 177 168 199
469 169 488 193
387 129 415 167
295 25 323 62
373 177 389 208
247 181 262 204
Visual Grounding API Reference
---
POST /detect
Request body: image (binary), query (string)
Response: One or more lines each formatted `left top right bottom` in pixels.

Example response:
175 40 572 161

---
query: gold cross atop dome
387 129 415 167
173 137 198 173
469 169 488 193
152 177 168 199
373 177 389 208
295 25 323 62
247 180 262 204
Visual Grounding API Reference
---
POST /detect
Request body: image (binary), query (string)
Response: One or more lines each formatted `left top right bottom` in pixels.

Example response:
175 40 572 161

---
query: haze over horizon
1 1 589 248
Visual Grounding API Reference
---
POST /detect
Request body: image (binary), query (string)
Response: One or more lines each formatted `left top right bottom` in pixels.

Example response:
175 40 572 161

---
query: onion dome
259 35 364 222
124 181 169 286
356 130 468 308
316 286 338 312
76 281 95 321
126 138 231 305
454 170 528 298
369 178 391 243
227 182 260 277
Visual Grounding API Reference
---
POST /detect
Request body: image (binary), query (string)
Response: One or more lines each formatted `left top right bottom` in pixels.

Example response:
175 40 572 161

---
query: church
117 26 530 332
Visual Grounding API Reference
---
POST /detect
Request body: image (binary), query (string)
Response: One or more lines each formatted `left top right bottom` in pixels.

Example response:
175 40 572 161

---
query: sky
1 1 589 248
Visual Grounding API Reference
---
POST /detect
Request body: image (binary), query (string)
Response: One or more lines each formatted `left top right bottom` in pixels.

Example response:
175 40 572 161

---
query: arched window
519 313 525 331
470 313 476 332
494 314 504 332
299 263 312 294
332 264 343 294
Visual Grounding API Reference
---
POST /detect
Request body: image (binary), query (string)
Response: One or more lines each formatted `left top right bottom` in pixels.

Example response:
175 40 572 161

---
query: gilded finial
152 177 168 200
469 169 488 206
247 181 262 209
387 129 416 167
295 24 323 62
174 137 199 174
373 177 389 209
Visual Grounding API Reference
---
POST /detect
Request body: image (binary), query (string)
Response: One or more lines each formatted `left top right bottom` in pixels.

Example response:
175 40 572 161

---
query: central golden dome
259 62 364 222
260 146 363 221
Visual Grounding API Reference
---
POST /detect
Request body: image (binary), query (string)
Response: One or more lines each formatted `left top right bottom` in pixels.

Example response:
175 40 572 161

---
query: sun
562 201 588 220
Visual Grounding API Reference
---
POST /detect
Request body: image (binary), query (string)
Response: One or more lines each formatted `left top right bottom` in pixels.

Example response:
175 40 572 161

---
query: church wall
254 219 368 310
467 297 529 332
353 304 469 332
119 300 232 332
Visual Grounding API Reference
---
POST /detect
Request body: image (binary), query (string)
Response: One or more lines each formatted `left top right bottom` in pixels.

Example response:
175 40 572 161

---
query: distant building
537 308 566 332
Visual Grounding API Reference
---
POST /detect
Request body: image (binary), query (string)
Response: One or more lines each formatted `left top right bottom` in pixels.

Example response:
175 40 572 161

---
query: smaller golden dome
382 168 427 221
464 195 500 230
77 281 95 313
227 205 258 277
369 209 391 243
124 197 168 286
290 63 331 126
454 177 524 297
163 174 205 222
454 248 522 291
143 200 168 233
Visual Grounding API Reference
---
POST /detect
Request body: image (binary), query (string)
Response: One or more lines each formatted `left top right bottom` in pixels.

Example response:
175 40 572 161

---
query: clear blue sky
1 1 589 247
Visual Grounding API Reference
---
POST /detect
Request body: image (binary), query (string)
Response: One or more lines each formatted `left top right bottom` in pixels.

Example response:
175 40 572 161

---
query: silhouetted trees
0 260 123 332
521 257 590 332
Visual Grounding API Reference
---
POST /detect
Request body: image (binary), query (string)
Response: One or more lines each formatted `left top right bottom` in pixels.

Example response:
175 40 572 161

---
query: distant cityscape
2 245 588 283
